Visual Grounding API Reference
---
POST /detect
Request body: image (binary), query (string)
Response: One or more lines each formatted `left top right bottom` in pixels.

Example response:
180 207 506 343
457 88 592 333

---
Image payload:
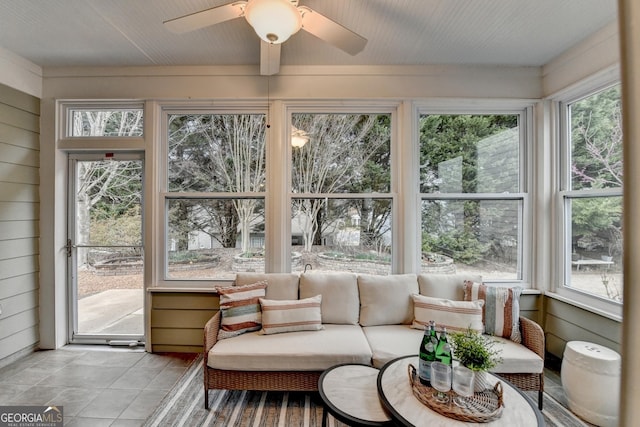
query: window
419 113 526 281
561 84 623 304
67 107 144 137
165 112 266 280
289 112 392 274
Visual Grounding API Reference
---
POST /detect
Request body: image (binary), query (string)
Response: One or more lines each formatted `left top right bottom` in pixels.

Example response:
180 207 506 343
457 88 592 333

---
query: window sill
147 286 220 294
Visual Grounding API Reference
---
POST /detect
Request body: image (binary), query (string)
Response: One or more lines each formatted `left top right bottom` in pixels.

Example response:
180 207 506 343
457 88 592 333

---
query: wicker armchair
495 316 545 410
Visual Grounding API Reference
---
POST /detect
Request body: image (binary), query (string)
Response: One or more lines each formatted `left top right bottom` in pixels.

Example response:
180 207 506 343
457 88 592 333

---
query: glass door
68 153 144 345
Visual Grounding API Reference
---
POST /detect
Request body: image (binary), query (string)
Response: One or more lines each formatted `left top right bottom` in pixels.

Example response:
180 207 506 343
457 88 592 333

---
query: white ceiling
0 0 618 69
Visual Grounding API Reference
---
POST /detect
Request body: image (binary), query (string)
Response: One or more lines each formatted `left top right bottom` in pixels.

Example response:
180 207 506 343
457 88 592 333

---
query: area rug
144 356 590 427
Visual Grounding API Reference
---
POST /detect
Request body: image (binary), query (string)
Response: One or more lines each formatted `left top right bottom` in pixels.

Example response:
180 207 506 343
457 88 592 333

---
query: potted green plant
450 328 503 392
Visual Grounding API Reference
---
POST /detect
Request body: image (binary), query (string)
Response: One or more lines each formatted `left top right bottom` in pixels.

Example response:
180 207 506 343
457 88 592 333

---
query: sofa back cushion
358 273 418 326
235 273 300 300
417 273 482 300
299 272 359 324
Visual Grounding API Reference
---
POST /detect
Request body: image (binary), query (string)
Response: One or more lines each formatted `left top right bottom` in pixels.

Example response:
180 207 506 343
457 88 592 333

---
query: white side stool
561 341 621 427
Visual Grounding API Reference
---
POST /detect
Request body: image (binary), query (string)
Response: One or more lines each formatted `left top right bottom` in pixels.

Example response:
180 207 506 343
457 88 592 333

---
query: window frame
283 103 399 273
554 81 623 318
158 104 268 285
58 101 146 151
415 103 533 286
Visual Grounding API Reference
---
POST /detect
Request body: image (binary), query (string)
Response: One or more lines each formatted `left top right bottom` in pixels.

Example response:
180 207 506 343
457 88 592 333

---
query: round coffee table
377 355 544 426
319 363 393 427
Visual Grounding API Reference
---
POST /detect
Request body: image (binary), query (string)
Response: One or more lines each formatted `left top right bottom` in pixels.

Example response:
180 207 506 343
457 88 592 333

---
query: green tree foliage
419 115 518 265
90 206 142 247
569 86 623 257
570 86 622 190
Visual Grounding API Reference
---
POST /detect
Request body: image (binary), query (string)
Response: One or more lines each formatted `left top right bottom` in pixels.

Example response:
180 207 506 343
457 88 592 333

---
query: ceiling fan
164 0 367 75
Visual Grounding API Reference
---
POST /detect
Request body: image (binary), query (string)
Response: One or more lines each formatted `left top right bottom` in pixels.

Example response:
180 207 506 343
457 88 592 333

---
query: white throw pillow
411 294 484 333
259 295 324 335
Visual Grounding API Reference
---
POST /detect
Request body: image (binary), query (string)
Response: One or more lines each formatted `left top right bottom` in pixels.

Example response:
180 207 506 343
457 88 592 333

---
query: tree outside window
290 113 392 274
419 114 523 280
166 113 266 279
565 85 623 302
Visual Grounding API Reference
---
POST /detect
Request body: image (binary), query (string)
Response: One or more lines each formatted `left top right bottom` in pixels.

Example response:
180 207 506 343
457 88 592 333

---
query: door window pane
73 158 143 337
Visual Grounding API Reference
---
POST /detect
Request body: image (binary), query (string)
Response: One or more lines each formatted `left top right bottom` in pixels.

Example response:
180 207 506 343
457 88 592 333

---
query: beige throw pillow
411 293 484 333
259 295 323 335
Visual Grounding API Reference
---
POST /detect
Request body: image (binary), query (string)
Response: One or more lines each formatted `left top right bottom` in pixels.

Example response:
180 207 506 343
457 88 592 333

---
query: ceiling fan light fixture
244 0 302 44
291 126 309 148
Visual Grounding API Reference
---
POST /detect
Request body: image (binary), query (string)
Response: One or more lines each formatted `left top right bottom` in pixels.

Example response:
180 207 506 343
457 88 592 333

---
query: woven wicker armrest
519 316 545 359
204 311 221 354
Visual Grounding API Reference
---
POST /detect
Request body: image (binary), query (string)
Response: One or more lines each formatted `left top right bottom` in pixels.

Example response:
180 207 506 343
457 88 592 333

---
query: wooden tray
408 364 504 423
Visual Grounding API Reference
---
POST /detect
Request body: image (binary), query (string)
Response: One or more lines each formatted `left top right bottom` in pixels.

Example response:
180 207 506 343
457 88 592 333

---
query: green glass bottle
418 321 438 385
435 326 452 365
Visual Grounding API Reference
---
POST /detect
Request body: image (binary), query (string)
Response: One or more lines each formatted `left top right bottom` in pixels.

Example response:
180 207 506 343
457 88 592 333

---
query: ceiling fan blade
260 41 281 76
164 1 246 34
299 6 367 55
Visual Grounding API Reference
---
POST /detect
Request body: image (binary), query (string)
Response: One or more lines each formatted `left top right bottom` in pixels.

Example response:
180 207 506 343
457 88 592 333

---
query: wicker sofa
203 272 545 409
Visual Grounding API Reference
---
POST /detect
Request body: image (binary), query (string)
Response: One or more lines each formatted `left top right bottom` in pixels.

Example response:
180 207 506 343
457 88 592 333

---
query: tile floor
0 346 572 427
0 346 197 427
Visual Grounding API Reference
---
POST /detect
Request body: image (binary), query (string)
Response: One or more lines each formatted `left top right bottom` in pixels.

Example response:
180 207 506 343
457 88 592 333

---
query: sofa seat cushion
362 325 424 369
363 326 543 374
489 336 544 374
208 324 372 371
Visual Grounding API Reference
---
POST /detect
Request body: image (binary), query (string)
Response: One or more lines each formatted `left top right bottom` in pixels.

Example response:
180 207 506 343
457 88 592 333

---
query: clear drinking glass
452 365 475 407
430 362 451 403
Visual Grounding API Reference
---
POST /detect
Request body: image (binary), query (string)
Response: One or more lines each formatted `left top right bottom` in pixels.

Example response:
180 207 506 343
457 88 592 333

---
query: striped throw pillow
259 295 323 335
411 294 484 333
216 281 267 340
463 281 523 343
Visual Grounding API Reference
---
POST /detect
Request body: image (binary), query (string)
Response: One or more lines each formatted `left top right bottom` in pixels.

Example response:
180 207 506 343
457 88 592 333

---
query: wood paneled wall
150 291 219 353
544 297 621 359
0 83 40 362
